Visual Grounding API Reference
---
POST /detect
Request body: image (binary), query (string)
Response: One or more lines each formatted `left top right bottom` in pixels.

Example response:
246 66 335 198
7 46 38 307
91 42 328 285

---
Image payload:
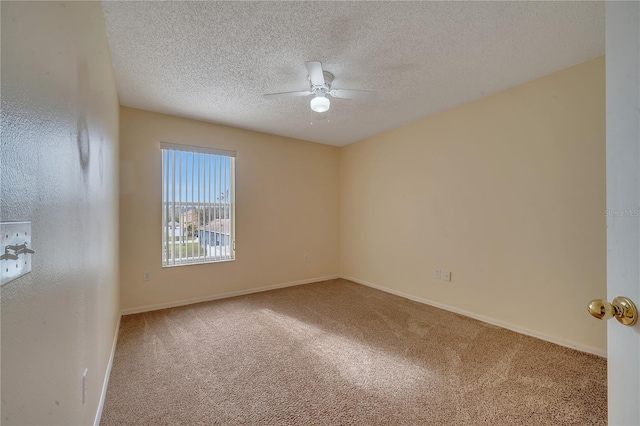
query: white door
606 2 640 425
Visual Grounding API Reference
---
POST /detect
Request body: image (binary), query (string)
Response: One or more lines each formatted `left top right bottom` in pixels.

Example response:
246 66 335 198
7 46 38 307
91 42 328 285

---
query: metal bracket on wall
1 222 34 286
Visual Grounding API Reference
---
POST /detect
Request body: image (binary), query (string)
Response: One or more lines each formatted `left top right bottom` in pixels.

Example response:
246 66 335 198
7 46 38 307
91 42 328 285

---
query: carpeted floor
100 278 606 425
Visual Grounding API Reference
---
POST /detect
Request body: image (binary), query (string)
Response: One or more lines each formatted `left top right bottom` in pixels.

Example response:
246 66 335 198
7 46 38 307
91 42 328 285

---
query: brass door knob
588 296 638 326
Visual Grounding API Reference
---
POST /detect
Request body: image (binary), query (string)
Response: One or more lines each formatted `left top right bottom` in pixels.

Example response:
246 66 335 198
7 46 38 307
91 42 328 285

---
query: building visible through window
161 142 235 266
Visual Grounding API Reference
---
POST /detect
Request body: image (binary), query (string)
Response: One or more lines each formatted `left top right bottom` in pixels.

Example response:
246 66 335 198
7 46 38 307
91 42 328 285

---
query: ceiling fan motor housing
310 71 334 95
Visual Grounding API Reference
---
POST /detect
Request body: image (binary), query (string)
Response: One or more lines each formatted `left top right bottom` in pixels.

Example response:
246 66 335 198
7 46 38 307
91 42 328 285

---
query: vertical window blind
161 142 236 267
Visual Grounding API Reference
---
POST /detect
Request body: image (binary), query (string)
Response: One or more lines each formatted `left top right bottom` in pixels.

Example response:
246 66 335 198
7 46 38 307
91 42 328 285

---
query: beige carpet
101 279 606 425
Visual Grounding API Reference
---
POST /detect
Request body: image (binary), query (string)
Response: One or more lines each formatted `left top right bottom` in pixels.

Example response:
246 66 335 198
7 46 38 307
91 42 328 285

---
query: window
161 142 235 267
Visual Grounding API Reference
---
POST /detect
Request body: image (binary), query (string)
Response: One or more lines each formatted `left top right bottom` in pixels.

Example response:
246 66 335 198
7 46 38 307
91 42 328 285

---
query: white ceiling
102 1 604 147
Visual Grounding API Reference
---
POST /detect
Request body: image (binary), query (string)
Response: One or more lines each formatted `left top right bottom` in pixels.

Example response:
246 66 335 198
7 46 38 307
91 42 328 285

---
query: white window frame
161 142 236 267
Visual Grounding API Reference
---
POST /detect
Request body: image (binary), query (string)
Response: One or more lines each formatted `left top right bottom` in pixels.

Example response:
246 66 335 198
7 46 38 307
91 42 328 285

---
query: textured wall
1 2 120 424
119 107 339 312
339 57 606 355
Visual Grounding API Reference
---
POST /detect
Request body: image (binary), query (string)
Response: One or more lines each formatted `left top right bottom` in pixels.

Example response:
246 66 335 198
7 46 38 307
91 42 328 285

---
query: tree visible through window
161 142 235 266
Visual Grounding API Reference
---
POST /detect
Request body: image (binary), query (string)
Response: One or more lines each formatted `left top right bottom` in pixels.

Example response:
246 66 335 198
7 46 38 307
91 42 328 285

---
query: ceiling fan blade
263 90 312 100
329 89 377 100
305 61 325 86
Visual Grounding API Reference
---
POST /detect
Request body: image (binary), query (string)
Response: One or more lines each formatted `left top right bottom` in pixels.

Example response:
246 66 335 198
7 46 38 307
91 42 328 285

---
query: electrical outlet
143 271 151 281
444 271 451 282
435 269 441 279
303 254 310 262
82 368 88 404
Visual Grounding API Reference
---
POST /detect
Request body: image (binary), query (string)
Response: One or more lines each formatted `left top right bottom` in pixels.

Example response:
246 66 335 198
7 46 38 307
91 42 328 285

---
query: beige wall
1 2 120 424
339 57 606 355
119 107 339 312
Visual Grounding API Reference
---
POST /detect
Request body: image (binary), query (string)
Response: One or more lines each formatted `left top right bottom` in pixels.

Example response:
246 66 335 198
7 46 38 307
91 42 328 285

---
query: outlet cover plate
1 222 33 286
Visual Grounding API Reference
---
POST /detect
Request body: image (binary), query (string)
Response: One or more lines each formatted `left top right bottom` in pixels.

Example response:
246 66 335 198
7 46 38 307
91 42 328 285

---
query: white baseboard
94 314 121 426
120 275 340 316
340 274 607 358
119 273 605 357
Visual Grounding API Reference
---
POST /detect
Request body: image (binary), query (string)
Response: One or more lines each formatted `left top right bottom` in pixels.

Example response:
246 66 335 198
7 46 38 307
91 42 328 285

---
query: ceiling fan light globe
310 96 330 113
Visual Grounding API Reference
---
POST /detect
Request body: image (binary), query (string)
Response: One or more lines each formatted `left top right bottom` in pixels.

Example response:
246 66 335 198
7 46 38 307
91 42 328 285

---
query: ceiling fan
264 61 377 113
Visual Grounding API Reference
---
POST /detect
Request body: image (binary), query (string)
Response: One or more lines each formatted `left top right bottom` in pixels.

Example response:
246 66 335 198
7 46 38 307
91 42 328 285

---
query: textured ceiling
102 1 604 146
